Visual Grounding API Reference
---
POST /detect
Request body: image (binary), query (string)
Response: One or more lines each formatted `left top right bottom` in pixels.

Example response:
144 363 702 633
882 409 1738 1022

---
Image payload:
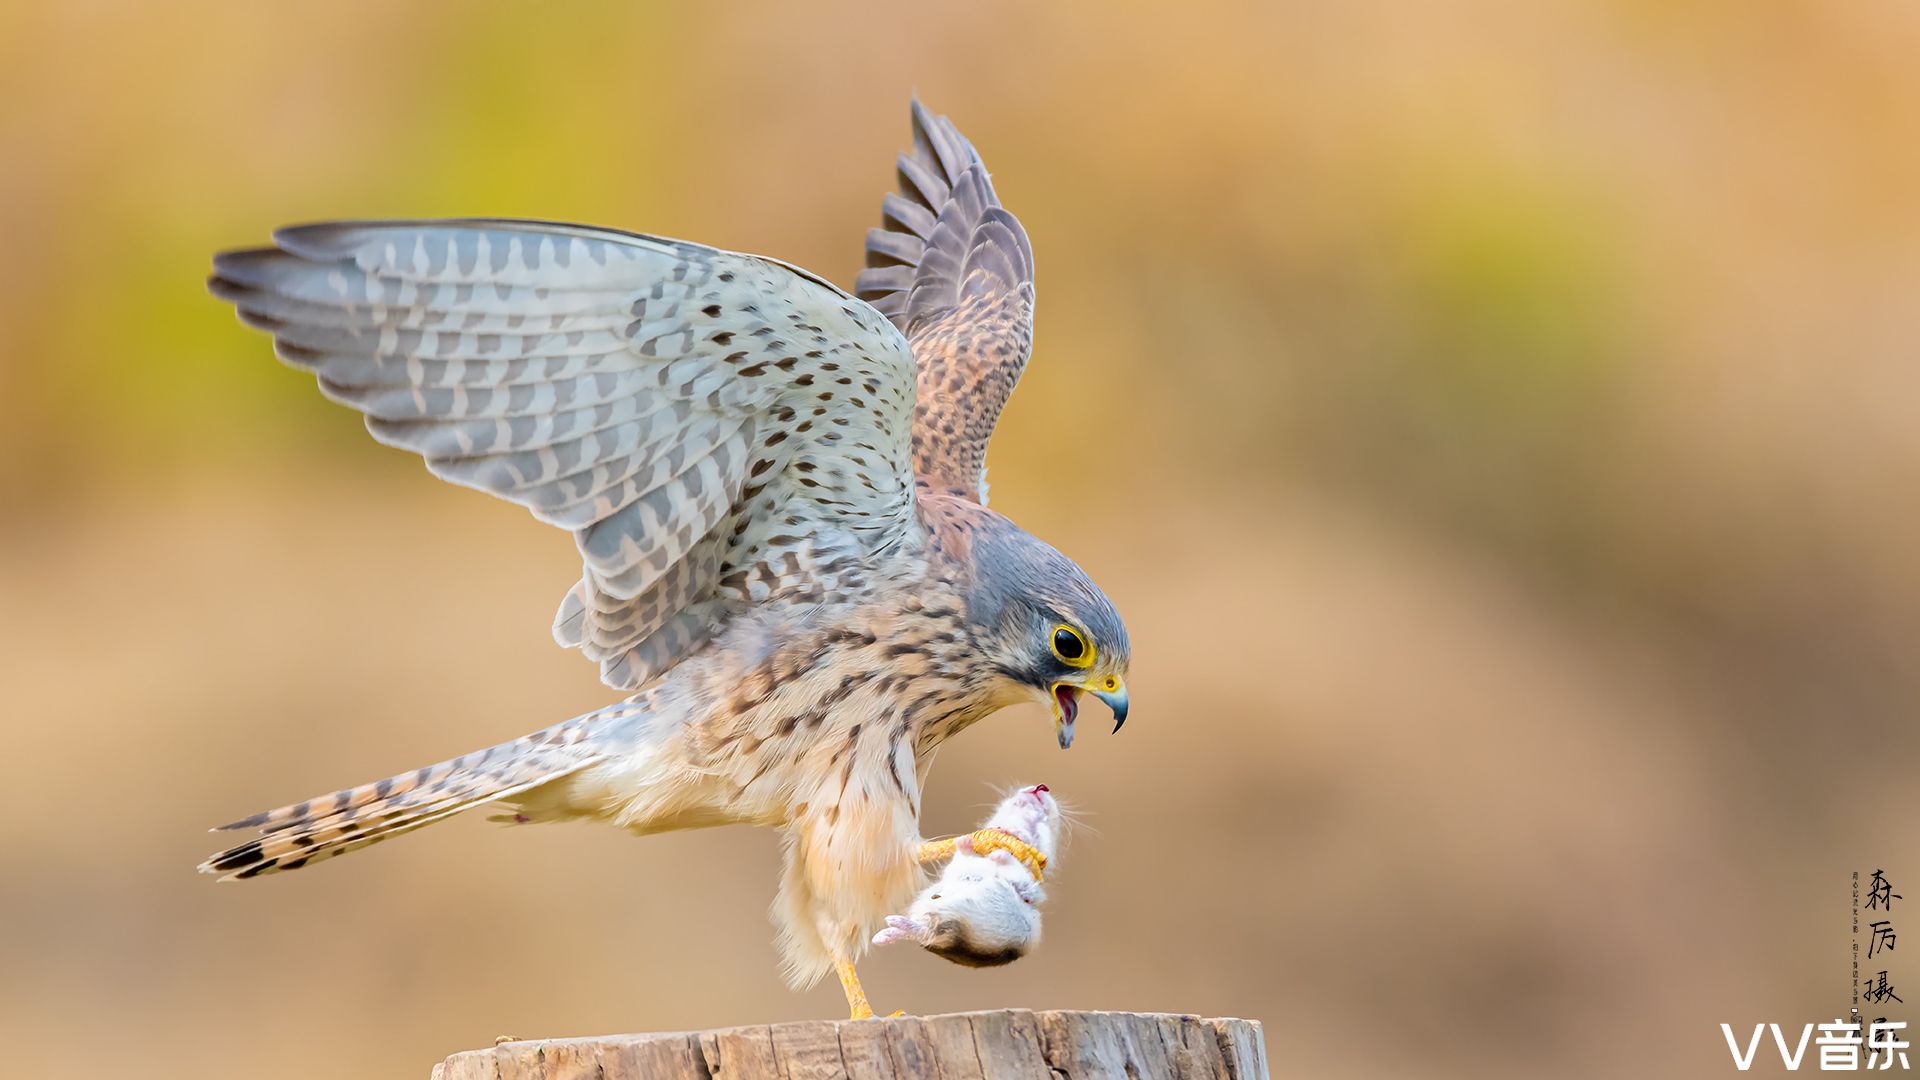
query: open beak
1051 684 1079 749
1051 676 1129 749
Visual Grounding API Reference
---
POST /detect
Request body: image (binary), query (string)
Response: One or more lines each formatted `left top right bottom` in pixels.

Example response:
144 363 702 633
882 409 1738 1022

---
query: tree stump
431 1010 1268 1079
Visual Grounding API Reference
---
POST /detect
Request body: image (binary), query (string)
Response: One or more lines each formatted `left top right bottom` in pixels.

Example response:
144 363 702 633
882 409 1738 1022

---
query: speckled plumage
200 100 1130 1015
855 100 1036 503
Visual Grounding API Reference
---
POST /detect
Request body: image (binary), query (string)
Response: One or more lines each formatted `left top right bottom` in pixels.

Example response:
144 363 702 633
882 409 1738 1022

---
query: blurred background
3 2 1917 1076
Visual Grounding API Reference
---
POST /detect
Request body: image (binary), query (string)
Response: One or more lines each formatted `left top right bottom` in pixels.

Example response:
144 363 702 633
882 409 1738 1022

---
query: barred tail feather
198 701 639 881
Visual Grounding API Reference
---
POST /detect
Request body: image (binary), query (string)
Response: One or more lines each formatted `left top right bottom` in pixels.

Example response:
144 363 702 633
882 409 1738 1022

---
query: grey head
963 514 1130 748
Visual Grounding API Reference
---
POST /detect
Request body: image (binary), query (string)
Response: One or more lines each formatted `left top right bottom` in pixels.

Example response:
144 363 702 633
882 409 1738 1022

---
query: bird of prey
200 99 1130 1019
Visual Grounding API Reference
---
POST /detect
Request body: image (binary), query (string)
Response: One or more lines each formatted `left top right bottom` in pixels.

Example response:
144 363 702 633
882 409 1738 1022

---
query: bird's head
966 520 1130 749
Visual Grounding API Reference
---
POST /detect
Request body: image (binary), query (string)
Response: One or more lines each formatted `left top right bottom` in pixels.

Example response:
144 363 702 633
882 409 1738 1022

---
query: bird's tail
198 701 639 881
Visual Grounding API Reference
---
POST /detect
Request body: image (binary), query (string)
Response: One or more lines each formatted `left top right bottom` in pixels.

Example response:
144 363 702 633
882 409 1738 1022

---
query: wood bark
431 1010 1268 1079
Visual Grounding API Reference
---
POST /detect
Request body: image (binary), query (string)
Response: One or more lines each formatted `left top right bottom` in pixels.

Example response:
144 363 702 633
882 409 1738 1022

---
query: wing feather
857 101 1036 502
213 218 918 689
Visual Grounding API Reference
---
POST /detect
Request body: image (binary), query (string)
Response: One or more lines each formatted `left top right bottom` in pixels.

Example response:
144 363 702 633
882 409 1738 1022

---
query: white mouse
873 784 1061 967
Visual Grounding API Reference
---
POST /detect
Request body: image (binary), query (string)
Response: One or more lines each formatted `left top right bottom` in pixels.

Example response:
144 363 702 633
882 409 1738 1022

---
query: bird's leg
835 956 874 1020
915 836 960 866
962 828 1047 880
915 829 1046 879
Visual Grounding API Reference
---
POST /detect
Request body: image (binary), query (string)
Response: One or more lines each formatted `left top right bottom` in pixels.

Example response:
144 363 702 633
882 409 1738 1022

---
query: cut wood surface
430 1010 1268 1080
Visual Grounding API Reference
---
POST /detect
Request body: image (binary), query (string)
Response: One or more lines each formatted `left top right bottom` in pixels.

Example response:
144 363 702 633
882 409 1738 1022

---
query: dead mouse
874 784 1061 967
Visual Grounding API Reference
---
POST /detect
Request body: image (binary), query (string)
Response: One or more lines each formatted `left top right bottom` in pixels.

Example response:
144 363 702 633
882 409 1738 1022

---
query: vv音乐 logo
1721 1021 1910 1071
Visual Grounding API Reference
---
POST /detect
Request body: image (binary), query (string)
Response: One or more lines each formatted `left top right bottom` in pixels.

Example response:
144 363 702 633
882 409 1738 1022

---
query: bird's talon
966 827 1047 880
915 837 959 866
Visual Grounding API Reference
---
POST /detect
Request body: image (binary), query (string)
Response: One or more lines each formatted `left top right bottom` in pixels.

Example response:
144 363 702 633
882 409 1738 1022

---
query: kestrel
200 100 1130 1019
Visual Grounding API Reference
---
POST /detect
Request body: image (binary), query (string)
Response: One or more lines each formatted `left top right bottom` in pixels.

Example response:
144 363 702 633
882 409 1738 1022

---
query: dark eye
1053 628 1083 659
1050 625 1092 667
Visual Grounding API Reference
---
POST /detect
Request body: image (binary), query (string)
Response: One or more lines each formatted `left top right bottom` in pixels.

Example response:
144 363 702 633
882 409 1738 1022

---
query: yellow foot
965 828 1047 881
836 957 875 1020
915 836 959 866
916 830 1046 880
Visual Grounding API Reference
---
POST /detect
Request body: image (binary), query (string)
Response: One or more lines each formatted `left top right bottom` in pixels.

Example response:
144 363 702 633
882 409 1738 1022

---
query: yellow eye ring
1050 624 1094 668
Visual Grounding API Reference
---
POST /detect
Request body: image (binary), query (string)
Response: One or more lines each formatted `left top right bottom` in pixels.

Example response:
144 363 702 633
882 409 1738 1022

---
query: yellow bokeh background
4 3 1917 1077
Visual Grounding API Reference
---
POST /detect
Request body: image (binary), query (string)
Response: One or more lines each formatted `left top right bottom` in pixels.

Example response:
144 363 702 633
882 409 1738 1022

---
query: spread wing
212 219 917 689
855 100 1035 504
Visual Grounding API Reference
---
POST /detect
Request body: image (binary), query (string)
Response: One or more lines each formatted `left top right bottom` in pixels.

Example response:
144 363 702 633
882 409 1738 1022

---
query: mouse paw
871 914 926 947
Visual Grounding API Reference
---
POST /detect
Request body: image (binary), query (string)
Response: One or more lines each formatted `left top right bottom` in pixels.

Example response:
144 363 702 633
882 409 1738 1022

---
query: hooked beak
1091 678 1129 733
1050 676 1129 749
